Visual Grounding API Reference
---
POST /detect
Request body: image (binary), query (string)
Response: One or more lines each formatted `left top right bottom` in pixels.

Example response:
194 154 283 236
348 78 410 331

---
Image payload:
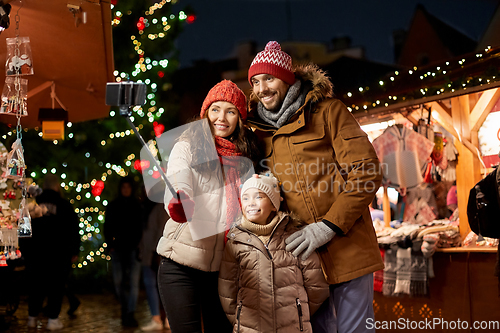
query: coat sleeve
218 241 239 325
164 141 195 210
324 99 383 234
299 250 330 315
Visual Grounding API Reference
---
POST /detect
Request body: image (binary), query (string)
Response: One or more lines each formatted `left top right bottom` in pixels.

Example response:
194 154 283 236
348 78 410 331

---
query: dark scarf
215 136 243 242
257 80 307 128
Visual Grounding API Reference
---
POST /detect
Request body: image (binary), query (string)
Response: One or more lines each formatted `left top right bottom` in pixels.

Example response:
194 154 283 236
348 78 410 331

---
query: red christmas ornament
91 180 105 197
111 0 118 5
137 17 145 31
134 160 150 172
153 121 165 137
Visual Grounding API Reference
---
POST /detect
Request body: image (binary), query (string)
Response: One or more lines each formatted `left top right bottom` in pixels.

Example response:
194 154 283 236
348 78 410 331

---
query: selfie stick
119 106 178 199
106 81 178 199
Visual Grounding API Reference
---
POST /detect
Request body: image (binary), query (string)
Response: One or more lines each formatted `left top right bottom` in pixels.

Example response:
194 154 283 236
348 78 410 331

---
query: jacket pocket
339 126 368 140
291 125 326 144
296 298 303 331
236 301 242 332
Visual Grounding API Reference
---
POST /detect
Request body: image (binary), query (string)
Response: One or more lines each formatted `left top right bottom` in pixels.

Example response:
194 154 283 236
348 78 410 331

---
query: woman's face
207 101 240 138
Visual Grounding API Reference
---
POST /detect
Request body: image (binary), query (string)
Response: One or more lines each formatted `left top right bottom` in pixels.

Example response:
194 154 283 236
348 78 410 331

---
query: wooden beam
428 101 479 155
27 81 53 99
469 87 500 132
451 96 482 240
427 102 459 139
455 95 472 141
399 111 419 126
383 186 391 227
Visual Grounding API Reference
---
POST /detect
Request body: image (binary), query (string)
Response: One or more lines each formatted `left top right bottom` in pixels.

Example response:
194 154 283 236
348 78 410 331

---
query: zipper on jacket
296 298 304 331
236 301 242 332
172 222 187 240
262 213 288 260
264 243 273 259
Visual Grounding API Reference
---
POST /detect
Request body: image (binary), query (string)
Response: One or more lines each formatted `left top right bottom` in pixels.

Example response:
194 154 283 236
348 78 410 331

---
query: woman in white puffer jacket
156 80 261 333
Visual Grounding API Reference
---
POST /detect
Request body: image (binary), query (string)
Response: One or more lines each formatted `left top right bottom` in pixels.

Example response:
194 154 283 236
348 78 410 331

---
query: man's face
251 74 290 112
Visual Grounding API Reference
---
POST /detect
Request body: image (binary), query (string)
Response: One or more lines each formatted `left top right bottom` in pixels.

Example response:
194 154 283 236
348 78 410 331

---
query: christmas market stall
348 45 500 329
0 0 113 320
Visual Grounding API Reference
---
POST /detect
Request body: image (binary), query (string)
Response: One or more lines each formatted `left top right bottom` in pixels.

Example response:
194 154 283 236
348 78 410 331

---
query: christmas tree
1 0 193 290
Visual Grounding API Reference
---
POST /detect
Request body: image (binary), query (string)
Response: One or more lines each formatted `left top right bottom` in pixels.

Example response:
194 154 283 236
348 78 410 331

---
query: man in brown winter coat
247 41 384 333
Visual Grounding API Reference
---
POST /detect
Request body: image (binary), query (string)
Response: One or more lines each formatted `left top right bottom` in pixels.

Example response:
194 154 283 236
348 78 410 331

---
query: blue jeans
142 265 161 317
111 249 141 315
311 273 375 333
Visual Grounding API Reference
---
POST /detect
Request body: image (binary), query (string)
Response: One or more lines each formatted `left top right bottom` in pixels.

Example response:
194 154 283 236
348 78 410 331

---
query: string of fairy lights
344 45 499 113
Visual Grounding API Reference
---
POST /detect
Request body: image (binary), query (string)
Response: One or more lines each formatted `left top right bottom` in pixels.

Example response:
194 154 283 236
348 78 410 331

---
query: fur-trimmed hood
248 63 334 122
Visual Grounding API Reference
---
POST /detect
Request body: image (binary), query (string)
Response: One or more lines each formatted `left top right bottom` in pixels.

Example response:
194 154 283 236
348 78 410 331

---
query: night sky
172 0 498 68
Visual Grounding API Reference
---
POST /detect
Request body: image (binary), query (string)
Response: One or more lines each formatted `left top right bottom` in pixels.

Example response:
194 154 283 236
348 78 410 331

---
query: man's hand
167 190 195 223
285 222 335 260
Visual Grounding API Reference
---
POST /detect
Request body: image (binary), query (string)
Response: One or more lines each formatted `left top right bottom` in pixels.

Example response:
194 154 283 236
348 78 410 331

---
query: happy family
156 41 384 333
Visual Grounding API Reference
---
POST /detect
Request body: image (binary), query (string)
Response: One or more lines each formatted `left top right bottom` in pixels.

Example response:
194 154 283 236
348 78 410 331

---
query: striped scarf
215 136 243 242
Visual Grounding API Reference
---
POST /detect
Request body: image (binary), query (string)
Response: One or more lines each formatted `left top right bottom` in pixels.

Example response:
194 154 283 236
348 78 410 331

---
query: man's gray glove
285 222 336 260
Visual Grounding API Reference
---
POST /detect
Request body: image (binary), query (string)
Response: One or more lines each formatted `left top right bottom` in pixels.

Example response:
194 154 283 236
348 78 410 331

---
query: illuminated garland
345 46 500 113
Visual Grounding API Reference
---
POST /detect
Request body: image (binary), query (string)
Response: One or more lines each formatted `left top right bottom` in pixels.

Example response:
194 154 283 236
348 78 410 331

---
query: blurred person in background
24 174 80 331
104 176 143 327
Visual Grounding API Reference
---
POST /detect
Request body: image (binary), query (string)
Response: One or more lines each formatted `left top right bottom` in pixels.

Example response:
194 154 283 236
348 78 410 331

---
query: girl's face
207 101 240 138
241 188 276 225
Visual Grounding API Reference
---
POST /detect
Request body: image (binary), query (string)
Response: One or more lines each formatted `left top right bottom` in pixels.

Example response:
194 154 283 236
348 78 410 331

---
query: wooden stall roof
348 45 500 125
0 0 114 129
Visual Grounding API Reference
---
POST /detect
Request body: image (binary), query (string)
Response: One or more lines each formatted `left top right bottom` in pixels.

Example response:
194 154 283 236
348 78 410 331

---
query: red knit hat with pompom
200 80 247 121
248 41 295 86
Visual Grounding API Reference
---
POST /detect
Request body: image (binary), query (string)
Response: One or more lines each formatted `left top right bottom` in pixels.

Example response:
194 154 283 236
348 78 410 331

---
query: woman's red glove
168 190 195 223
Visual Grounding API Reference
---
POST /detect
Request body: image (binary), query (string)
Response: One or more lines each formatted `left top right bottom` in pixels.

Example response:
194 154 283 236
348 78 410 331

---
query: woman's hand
167 190 195 223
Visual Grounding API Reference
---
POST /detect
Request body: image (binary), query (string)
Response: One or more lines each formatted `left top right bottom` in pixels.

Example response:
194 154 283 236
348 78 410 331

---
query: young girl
157 80 261 333
219 173 329 332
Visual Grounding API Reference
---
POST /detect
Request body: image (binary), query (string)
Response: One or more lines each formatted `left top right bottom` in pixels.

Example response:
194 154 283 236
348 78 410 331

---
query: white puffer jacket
156 140 227 272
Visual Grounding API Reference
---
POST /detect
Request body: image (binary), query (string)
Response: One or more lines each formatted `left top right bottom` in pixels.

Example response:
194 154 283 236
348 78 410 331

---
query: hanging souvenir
417 118 434 142
0 253 7 266
5 37 34 76
17 197 31 238
432 132 444 164
0 76 28 116
3 138 25 180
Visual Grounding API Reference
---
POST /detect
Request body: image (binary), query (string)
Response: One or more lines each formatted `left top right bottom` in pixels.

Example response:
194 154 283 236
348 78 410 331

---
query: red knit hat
248 41 295 86
200 80 247 121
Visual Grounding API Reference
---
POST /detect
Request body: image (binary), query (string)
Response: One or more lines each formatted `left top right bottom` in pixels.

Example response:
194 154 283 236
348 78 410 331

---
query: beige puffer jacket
156 140 227 272
219 212 329 332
